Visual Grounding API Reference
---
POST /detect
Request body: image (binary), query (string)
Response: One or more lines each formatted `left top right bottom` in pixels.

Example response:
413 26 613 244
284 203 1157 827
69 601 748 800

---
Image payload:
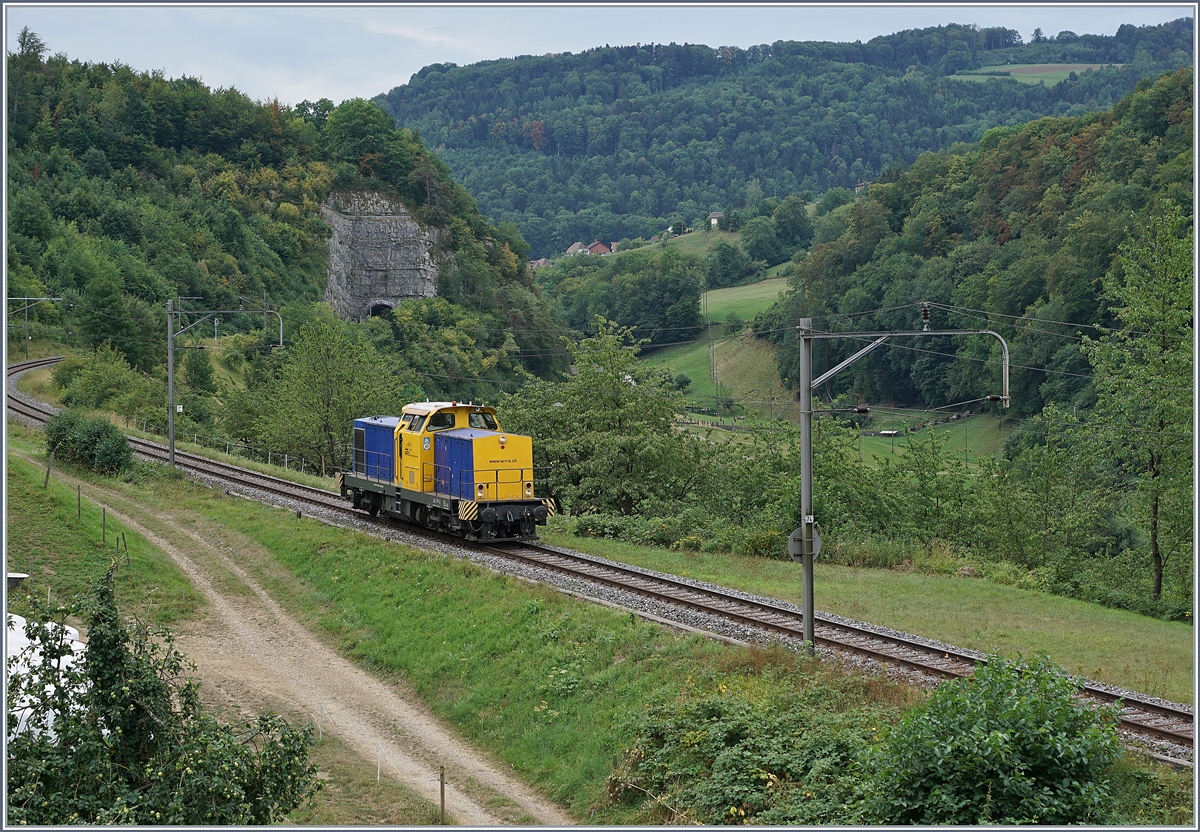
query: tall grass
5 452 202 624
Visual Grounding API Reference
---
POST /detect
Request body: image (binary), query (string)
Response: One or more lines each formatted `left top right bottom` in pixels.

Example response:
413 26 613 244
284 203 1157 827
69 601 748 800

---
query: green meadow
701 277 789 323
955 63 1118 85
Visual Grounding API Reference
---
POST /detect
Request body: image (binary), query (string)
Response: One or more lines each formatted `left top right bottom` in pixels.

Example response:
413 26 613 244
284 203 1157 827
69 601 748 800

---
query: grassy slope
701 277 789 323
643 329 1012 461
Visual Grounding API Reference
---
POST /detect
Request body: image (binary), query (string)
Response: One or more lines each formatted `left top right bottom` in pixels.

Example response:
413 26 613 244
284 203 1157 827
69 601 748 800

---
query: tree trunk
1150 491 1163 602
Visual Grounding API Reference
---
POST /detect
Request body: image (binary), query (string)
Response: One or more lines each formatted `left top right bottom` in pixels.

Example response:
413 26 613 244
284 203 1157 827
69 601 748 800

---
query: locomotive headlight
524 482 533 497
499 435 507 449
477 483 485 498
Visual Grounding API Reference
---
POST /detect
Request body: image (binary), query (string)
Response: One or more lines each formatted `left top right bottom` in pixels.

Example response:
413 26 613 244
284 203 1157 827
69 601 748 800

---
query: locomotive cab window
427 411 456 431
468 412 498 430
408 415 426 432
400 413 414 425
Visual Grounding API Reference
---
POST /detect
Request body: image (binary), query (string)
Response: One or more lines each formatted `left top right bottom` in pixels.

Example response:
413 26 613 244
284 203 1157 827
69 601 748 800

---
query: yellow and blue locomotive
338 401 552 540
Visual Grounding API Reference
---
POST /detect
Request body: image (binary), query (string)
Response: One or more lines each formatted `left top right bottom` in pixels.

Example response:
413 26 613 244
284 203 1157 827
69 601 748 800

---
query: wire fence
126 418 348 479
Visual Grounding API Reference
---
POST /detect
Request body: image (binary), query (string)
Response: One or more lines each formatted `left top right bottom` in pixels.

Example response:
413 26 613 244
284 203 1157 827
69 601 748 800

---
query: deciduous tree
1082 202 1193 601
6 567 320 824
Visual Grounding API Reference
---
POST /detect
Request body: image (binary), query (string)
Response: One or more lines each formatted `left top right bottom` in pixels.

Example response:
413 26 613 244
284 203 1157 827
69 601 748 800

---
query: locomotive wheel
366 498 379 517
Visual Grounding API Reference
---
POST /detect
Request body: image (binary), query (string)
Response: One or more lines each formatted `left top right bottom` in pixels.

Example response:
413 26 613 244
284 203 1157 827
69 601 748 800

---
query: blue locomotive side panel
434 428 491 499
353 416 400 482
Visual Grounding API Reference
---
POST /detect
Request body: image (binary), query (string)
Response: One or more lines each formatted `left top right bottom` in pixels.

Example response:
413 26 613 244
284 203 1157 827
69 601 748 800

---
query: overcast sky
4 3 1191 105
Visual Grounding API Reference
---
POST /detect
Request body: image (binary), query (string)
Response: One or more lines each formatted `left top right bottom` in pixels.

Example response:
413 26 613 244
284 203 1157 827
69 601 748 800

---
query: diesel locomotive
337 401 553 540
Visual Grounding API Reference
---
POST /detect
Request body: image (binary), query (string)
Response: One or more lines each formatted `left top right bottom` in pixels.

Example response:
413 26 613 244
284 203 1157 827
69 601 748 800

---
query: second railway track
7 357 1193 760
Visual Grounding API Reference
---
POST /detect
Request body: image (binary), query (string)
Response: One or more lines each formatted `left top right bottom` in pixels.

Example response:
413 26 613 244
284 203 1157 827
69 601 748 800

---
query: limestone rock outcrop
321 191 440 321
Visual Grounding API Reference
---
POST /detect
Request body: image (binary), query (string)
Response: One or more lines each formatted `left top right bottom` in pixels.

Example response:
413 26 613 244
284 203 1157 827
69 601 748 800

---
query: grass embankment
5 453 202 625
7 423 1193 823
539 524 1194 706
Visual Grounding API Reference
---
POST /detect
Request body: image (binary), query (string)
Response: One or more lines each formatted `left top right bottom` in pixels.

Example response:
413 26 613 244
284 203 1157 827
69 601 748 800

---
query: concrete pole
167 299 175 467
798 318 815 653
25 304 30 360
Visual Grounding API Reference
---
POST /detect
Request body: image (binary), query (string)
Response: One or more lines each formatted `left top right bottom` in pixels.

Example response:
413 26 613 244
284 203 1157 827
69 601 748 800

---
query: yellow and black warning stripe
542 497 557 516
458 500 479 520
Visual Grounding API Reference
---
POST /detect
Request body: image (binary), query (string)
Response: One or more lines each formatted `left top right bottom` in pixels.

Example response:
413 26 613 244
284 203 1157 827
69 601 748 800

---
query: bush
609 672 888 825
50 346 164 426
44 410 133 475
858 654 1122 824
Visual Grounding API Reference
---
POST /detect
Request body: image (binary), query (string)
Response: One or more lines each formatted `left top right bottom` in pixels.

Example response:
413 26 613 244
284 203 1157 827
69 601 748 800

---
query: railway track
7 357 1193 758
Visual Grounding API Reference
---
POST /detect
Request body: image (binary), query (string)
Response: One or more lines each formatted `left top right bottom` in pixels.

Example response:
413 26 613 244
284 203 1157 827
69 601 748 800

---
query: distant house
530 258 552 269
854 181 872 195
565 242 586 255
708 211 724 227
586 241 611 255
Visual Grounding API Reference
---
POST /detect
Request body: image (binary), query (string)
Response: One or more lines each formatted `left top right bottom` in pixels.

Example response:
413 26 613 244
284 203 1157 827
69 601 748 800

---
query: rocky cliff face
321 191 440 321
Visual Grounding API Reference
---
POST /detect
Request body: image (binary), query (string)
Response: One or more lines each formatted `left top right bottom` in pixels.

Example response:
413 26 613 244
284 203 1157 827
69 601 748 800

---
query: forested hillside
376 19 1191 257
6 28 567 383
758 66 1192 418
493 67 1192 619
7 29 572 467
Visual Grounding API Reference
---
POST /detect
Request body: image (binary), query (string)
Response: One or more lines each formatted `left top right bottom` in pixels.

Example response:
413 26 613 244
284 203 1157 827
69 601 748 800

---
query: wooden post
77 485 81 519
440 766 445 824
43 450 54 488
103 507 106 544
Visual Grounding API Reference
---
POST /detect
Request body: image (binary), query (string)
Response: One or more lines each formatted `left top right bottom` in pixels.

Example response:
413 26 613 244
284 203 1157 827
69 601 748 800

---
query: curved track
8 357 1193 755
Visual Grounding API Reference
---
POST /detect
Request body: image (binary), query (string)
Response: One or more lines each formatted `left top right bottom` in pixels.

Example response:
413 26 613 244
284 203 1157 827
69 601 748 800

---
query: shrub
738 527 785 559
44 410 133 475
858 654 1122 825
609 679 882 825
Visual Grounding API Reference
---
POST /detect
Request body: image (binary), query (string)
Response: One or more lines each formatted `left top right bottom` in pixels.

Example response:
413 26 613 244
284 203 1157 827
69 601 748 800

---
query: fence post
77 485 81 519
440 766 445 824
102 507 106 544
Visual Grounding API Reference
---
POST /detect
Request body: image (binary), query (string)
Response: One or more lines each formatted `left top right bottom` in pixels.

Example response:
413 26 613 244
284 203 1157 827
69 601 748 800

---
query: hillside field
643 331 1011 463
955 62 1118 84
702 277 789 323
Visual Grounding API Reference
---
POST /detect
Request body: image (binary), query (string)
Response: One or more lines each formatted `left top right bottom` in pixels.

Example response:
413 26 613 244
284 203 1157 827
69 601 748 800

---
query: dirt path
25 460 575 826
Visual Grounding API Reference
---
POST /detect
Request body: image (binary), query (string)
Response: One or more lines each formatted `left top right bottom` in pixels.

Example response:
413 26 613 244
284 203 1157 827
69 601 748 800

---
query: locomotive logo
423 437 431 450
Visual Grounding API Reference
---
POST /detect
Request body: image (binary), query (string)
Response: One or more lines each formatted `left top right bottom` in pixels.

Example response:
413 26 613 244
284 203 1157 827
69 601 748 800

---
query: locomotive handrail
430 462 536 502
354 448 394 482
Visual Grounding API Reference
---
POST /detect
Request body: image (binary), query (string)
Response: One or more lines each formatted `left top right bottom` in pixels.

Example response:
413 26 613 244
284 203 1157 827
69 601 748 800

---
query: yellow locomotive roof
401 401 494 415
